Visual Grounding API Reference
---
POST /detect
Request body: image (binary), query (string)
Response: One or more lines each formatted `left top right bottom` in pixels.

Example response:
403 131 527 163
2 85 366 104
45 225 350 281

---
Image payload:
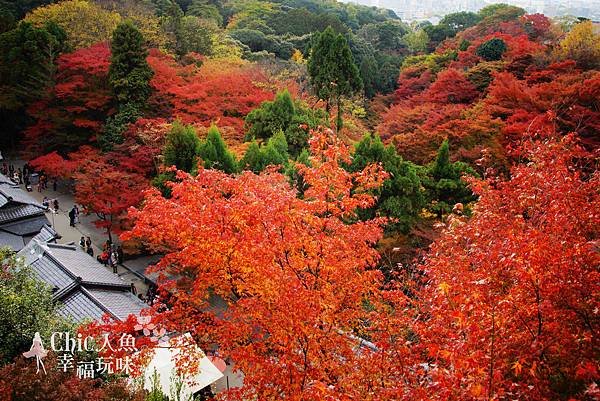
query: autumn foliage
118 130 390 400
402 136 600 400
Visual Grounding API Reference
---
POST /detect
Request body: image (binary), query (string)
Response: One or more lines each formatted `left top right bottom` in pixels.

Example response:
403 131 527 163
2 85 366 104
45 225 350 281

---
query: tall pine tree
109 20 153 105
307 26 362 131
102 21 153 149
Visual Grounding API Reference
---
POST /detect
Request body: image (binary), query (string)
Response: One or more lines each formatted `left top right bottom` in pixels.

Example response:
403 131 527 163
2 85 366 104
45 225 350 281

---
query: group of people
79 236 93 256
3 158 160 307
1 162 22 183
137 284 157 305
2 162 58 193
86 239 124 274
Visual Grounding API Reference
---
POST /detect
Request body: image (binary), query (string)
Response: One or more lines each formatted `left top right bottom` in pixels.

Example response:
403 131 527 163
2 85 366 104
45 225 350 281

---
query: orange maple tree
398 135 600 400
118 129 390 400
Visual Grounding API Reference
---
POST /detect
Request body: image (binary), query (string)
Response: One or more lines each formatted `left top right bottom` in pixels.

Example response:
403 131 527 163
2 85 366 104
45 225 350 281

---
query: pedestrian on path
68 206 76 226
86 246 94 257
79 236 85 249
85 236 92 249
53 199 59 213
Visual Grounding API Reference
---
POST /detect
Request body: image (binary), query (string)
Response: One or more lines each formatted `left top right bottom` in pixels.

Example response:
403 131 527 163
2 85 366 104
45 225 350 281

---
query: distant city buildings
346 0 599 21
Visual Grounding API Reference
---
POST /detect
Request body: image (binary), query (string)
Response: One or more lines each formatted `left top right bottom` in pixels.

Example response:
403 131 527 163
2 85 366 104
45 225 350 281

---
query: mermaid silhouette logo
23 332 48 374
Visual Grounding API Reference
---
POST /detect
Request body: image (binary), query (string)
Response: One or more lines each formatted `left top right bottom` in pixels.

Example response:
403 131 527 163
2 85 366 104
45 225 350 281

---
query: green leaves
108 20 153 106
245 90 325 156
422 139 477 217
349 133 424 234
198 124 238 174
240 131 289 173
307 26 362 130
476 37 507 61
163 120 201 173
0 247 73 365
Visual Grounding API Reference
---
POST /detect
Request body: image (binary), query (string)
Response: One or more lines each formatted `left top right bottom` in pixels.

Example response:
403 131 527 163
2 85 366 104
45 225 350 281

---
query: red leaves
29 151 77 179
122 129 389 399
422 68 479 104
23 42 112 157
73 151 148 239
410 136 600 400
147 53 274 139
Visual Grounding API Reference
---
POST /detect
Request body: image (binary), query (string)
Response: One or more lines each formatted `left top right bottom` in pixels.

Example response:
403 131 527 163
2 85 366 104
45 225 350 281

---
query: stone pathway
6 158 148 295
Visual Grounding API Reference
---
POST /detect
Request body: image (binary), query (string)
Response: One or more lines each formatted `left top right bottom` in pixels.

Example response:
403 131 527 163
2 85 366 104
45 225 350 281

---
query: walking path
7 159 148 295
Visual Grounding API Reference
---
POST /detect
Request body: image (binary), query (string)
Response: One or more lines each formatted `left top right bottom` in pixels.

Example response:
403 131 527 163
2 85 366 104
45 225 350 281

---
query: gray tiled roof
0 173 15 185
0 214 49 235
0 184 44 210
31 257 74 291
46 244 129 288
36 225 58 243
0 204 46 224
0 230 25 250
18 239 147 323
58 290 106 322
87 289 146 321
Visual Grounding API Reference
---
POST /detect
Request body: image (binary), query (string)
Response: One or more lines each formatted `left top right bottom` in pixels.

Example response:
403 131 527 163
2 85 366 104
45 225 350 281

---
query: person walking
68 206 76 227
85 236 92 249
79 236 85 249
74 205 80 224
53 199 59 213
86 245 94 257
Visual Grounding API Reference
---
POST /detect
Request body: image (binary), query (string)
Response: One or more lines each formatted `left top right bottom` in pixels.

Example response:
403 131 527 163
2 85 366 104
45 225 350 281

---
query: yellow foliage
556 20 600 69
210 32 244 60
25 0 167 49
290 49 305 64
104 1 167 49
25 0 121 49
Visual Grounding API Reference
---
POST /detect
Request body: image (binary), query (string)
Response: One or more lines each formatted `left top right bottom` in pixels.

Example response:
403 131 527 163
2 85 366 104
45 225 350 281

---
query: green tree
0 247 72 365
262 130 288 166
175 15 216 57
349 134 424 233
245 90 325 156
240 140 263 173
478 3 525 22
476 37 507 61
198 124 238 173
422 140 477 217
423 23 453 47
439 11 481 36
0 21 66 149
104 21 154 148
307 26 362 131
109 20 154 106
403 29 429 54
0 21 66 111
99 103 142 151
245 89 295 140
163 120 201 173
187 0 223 26
240 131 289 173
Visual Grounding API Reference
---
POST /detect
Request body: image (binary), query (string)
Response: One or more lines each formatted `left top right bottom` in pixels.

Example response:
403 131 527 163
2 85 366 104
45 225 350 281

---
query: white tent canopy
141 335 224 399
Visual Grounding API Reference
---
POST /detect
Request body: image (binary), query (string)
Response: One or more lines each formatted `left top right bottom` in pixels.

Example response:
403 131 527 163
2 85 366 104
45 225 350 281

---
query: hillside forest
0 0 598 400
